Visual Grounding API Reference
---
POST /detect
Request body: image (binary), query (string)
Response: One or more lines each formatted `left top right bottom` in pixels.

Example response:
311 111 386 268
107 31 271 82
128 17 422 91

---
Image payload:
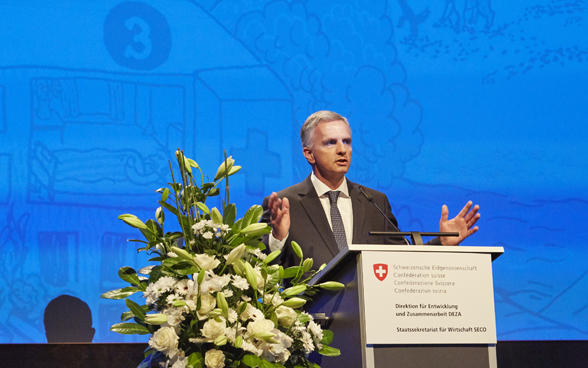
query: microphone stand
358 186 459 245
368 231 459 245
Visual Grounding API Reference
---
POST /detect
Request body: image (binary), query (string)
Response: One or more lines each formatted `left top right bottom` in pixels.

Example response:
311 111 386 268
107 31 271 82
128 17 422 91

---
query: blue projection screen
0 0 587 343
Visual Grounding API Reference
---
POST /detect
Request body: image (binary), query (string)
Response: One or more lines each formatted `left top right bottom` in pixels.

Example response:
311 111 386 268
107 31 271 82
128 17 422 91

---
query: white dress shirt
268 173 353 251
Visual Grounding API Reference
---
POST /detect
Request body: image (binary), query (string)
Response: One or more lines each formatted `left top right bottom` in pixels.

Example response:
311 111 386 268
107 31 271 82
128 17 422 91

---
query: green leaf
110 322 150 335
159 200 180 216
187 352 203 368
242 205 263 227
232 219 243 234
167 232 184 240
146 219 163 237
169 182 182 192
100 286 139 299
270 311 278 327
260 360 275 368
282 267 302 279
223 203 236 225
148 266 163 282
118 267 142 287
125 299 146 321
162 257 190 266
321 329 334 345
196 202 210 215
169 263 198 276
139 227 156 243
318 345 341 357
201 182 215 191
121 310 134 322
242 354 261 367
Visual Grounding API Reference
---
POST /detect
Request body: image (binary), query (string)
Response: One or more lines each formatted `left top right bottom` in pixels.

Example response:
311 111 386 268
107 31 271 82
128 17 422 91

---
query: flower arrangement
101 150 343 368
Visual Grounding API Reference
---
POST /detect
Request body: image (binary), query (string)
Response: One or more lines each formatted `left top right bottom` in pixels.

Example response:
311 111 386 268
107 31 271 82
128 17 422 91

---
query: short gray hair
300 110 351 149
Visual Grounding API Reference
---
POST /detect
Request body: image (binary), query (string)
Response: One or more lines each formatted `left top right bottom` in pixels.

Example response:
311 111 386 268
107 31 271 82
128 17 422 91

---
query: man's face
304 120 352 183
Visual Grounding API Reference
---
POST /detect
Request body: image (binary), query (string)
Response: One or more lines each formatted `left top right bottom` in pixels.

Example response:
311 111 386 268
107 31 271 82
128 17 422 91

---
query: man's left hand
439 201 480 246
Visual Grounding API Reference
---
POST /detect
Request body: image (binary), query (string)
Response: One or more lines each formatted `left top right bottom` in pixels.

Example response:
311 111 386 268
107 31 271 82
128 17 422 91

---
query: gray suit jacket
261 176 411 269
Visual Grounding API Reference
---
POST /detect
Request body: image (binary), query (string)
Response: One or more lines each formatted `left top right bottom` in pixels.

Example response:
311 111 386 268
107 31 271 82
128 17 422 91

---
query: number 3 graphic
124 17 153 60
104 2 171 70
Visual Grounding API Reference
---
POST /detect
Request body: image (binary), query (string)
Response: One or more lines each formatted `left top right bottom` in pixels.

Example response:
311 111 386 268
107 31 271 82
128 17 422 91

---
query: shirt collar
310 173 350 198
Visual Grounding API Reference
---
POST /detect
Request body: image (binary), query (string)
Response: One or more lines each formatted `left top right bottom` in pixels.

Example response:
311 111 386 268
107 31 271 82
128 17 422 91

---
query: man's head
300 110 351 149
301 111 352 188
44 295 95 343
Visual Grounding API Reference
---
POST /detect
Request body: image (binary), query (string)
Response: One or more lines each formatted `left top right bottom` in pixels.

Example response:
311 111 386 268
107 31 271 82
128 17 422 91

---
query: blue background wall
0 0 586 343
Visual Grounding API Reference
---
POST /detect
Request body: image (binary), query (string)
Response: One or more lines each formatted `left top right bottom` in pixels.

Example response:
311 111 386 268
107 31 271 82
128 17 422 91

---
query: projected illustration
0 0 586 343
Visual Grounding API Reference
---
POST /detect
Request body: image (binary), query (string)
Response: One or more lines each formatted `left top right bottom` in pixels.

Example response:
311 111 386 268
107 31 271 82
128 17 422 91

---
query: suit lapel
298 177 340 259
349 180 367 244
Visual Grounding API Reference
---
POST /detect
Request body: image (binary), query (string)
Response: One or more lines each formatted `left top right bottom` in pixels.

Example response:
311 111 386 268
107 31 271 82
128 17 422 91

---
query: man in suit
261 111 480 269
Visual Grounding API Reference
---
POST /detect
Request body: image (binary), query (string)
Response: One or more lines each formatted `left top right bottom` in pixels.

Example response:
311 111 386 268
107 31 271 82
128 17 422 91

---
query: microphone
358 186 410 245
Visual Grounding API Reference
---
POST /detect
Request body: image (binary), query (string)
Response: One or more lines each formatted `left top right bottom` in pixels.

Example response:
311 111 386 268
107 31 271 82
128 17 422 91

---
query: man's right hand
268 192 290 241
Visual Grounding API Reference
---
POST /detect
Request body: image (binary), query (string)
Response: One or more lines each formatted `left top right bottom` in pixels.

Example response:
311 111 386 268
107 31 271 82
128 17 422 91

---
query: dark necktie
328 191 347 250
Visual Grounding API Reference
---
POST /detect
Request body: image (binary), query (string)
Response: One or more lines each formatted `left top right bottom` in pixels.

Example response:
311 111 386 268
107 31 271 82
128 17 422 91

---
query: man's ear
303 147 315 164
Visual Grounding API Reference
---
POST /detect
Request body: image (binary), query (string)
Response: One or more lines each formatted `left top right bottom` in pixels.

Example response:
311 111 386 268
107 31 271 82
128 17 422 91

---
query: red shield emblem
373 263 388 281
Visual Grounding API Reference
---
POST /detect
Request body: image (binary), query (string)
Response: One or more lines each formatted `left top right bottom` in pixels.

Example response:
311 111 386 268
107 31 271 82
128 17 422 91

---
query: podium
308 244 504 368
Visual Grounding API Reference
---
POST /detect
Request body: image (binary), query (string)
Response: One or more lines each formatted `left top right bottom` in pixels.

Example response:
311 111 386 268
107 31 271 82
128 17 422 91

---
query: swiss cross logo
373 263 388 281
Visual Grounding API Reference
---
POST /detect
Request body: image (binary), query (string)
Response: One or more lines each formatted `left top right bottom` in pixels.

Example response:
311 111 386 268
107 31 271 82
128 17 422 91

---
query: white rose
205 349 225 368
197 293 217 320
194 254 221 270
275 306 298 327
247 318 275 338
148 326 179 356
201 318 226 340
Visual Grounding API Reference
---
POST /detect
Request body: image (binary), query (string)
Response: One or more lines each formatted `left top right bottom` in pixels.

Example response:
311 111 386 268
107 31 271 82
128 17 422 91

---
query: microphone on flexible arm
358 186 410 245
358 186 459 245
